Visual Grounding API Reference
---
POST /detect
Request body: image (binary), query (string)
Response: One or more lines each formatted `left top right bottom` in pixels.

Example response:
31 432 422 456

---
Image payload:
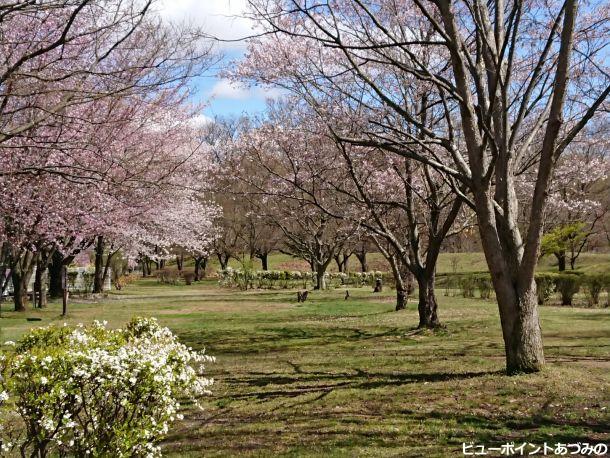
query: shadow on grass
177 326 408 354
164 402 608 456
217 367 502 401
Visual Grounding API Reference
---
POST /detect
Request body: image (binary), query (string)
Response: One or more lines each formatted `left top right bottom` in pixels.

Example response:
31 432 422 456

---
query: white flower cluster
218 268 388 289
0 318 214 457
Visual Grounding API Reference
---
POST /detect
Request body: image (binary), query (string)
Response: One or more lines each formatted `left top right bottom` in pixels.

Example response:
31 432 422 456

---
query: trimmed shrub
535 273 557 305
475 275 493 299
459 275 476 298
66 271 79 291
0 318 213 457
583 274 605 307
555 274 581 306
81 272 95 293
183 271 195 285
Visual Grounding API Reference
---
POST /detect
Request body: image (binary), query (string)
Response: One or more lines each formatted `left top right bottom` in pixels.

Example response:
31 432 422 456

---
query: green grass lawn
189 251 610 275
1 279 609 457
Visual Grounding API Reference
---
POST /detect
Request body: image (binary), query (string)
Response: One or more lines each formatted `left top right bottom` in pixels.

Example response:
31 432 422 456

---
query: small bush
0 318 214 457
555 274 581 306
583 274 605 307
66 271 79 290
459 275 476 298
183 271 195 285
81 272 95 293
475 275 493 299
535 274 556 305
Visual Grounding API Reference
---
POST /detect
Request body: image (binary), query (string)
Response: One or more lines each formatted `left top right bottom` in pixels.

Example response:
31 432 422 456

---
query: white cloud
156 0 255 50
209 79 251 100
208 78 285 101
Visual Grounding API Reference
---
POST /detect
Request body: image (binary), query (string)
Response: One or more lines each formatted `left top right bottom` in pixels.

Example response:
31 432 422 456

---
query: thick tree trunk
101 250 117 292
395 287 407 311
314 264 326 290
93 236 105 294
49 251 64 299
355 251 368 272
141 260 149 277
259 252 269 271
475 195 546 373
555 252 566 271
11 254 35 312
194 256 208 280
496 279 545 374
334 253 350 273
34 261 47 308
217 253 230 270
176 253 184 271
416 272 440 328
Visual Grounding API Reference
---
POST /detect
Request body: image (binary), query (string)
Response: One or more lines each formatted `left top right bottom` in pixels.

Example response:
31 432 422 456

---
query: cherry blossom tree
0 1 220 309
229 109 360 290
237 0 610 373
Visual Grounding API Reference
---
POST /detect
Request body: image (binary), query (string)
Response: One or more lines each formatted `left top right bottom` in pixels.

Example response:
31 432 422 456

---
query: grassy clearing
1 278 608 457
189 251 610 275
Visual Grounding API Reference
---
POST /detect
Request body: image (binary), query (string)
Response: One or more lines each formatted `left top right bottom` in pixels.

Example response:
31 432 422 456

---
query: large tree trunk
476 196 545 374
555 251 566 271
334 253 350 273
258 252 269 271
314 264 327 290
141 260 149 277
194 256 208 280
93 236 105 294
217 253 230 270
49 250 64 299
416 271 440 328
176 253 184 271
102 250 117 291
34 260 47 308
355 251 367 272
11 252 35 312
495 278 545 374
396 285 407 311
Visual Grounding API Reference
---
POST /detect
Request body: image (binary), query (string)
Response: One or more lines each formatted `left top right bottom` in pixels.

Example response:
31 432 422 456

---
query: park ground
0 253 609 457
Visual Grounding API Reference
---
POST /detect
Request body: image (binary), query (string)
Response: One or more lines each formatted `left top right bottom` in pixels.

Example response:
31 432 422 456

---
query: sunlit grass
0 278 608 456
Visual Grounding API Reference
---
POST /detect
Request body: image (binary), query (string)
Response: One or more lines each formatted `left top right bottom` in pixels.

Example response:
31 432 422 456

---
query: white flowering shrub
0 318 214 457
218 268 391 290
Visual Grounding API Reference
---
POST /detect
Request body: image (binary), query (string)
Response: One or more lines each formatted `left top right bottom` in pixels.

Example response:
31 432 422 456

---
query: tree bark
11 252 35 312
217 253 230 270
258 252 269 271
334 253 350 273
176 253 184 271
102 250 117 291
496 279 545 374
49 250 65 299
34 260 47 308
355 251 368 272
395 287 407 311
314 264 327 290
416 271 440 328
141 260 149 277
194 256 208 280
555 252 566 271
93 236 105 294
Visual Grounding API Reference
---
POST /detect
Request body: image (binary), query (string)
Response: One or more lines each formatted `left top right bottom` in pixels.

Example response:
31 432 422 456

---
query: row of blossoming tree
0 1 221 312
209 0 610 374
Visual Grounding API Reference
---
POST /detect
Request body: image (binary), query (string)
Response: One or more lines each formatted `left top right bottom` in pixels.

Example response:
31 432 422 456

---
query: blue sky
158 0 277 120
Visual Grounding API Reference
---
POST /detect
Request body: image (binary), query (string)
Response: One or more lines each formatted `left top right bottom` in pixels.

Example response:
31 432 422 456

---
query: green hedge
441 272 610 307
